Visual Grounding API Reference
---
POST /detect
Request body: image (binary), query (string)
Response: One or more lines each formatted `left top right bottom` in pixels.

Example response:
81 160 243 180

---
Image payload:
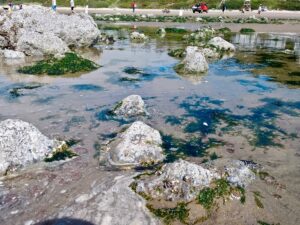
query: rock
0 36 8 48
201 48 219 59
130 32 148 42
208 37 235 52
107 121 164 167
16 31 70 56
176 46 209 74
136 159 220 201
156 28 166 34
225 160 256 187
0 119 63 175
1 49 25 59
112 95 146 118
0 5 99 56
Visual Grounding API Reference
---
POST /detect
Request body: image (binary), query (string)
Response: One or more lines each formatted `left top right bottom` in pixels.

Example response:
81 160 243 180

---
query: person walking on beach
220 0 226 13
131 1 137 13
52 0 57 12
70 0 75 13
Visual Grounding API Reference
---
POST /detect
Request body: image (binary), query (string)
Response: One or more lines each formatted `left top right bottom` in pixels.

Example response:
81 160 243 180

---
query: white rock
113 95 146 118
16 31 69 56
130 32 148 42
0 119 63 175
201 47 219 59
1 49 25 59
108 121 164 167
225 160 256 187
136 159 220 201
208 37 236 52
0 5 99 56
180 46 209 73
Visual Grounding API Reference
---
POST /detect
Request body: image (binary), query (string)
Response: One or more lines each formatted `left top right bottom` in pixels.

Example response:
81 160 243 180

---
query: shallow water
1 28 300 224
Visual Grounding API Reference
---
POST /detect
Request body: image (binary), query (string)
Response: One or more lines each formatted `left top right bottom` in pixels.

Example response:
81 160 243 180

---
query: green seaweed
240 28 256 34
254 191 264 208
209 152 219 161
198 187 216 210
147 202 189 225
168 48 185 58
44 144 78 162
18 53 99 75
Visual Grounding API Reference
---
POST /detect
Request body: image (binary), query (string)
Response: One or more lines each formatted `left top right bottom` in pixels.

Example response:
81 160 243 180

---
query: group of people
51 0 75 13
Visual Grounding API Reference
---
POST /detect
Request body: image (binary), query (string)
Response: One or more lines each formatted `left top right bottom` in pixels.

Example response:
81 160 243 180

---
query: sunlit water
0 31 299 160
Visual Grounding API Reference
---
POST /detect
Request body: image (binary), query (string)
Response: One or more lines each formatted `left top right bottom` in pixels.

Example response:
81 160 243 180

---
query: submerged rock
176 46 209 74
112 95 146 118
225 160 256 187
107 121 164 168
0 5 99 56
130 32 148 42
0 119 63 175
136 159 220 201
208 37 235 52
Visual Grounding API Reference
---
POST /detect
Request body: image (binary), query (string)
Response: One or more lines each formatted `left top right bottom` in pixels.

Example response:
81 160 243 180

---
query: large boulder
112 95 146 118
16 31 69 56
176 46 209 74
208 37 236 52
0 119 63 175
0 5 100 56
136 159 220 201
107 121 164 168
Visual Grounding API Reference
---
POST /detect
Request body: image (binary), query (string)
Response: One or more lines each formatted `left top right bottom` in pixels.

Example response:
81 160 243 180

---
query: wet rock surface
0 119 62 175
0 5 99 56
0 49 25 59
130 32 148 42
112 95 146 118
136 159 220 201
176 46 209 74
208 37 236 52
107 121 165 168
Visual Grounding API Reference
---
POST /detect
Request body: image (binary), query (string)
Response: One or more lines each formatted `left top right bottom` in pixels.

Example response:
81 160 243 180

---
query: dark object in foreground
18 53 100 75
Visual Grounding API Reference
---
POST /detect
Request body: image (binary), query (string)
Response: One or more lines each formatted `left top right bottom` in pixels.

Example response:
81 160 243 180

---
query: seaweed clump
18 53 100 75
197 178 246 210
44 143 78 162
147 202 189 225
240 28 256 34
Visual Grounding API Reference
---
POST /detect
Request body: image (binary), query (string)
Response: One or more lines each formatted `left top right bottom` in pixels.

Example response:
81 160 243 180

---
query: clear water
0 30 299 160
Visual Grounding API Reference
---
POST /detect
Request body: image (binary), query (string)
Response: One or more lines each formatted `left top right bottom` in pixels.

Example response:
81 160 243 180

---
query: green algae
240 28 256 34
44 143 78 162
147 202 189 225
18 53 99 75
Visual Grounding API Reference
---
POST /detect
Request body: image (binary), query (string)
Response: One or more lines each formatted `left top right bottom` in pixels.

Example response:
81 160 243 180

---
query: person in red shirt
131 1 137 13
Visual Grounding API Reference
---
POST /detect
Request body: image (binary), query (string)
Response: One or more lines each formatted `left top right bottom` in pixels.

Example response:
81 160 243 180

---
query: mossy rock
240 28 256 34
18 53 100 75
168 48 186 58
44 143 78 162
165 27 188 34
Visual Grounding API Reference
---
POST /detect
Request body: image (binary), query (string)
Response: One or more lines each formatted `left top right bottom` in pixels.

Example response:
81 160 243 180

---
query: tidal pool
0 28 299 224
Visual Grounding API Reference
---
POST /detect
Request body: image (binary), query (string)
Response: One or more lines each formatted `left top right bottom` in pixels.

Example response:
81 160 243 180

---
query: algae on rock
18 53 99 75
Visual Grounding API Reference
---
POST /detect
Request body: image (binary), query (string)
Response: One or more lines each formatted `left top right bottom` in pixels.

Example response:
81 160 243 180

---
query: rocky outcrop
0 119 63 175
112 95 146 118
130 32 148 42
208 37 236 52
0 5 99 56
107 121 164 168
136 159 220 201
176 46 209 74
134 159 257 201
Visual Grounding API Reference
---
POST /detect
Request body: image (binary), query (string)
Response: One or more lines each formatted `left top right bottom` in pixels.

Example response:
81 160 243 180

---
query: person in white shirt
52 0 57 11
70 0 75 13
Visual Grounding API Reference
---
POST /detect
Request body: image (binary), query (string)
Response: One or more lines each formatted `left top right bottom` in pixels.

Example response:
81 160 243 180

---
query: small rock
1 49 25 59
208 37 236 52
130 32 148 42
112 95 146 118
107 121 164 167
